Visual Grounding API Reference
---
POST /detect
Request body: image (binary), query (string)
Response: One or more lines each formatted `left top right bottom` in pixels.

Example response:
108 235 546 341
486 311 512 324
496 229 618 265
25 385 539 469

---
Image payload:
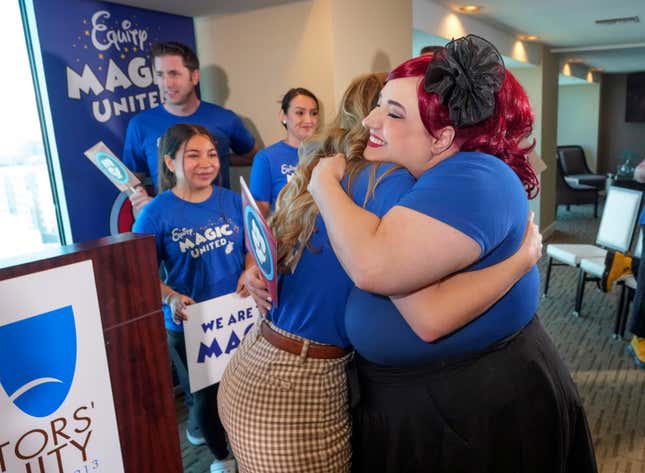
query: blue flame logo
0 306 77 417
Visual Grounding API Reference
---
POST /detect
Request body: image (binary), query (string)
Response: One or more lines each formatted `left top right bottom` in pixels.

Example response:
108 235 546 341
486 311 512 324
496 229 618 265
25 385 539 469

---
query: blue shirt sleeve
228 113 255 156
132 204 164 263
122 118 148 175
397 156 514 255
249 150 272 202
364 166 415 217
231 191 247 256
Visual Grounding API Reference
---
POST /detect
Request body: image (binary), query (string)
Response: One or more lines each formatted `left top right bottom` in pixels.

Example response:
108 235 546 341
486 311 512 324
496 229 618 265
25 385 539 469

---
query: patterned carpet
177 203 645 473
539 204 644 473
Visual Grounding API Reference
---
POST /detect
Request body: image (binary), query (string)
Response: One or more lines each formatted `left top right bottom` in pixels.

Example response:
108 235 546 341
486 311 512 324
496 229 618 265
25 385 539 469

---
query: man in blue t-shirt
123 42 258 215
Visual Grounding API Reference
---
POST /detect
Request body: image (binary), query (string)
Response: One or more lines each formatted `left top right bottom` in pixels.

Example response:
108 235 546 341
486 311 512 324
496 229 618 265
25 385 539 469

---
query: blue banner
32 0 195 242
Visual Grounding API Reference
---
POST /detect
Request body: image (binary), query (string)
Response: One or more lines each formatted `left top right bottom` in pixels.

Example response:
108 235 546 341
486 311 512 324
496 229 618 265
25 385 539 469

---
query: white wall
329 0 412 106
195 0 412 150
194 0 336 150
557 83 601 171
510 66 543 225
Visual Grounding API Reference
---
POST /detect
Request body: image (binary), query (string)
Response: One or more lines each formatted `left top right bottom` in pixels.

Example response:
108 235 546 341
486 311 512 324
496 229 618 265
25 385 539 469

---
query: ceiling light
567 58 585 64
458 5 481 13
519 34 539 41
562 64 572 77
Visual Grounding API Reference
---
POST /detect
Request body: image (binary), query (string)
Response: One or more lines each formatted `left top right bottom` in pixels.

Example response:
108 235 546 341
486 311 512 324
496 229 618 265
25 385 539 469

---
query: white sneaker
185 427 205 446
210 455 236 473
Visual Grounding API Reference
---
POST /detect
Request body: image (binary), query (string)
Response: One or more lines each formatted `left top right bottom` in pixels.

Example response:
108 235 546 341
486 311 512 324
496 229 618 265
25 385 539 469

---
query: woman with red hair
309 36 597 472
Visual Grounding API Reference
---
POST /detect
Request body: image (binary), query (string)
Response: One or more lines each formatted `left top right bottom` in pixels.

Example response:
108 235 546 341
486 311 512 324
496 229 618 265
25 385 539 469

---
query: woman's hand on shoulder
243 265 272 316
519 211 542 271
308 153 346 198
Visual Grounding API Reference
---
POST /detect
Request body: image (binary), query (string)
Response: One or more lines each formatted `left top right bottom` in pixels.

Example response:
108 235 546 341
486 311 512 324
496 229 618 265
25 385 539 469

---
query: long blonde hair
270 72 393 273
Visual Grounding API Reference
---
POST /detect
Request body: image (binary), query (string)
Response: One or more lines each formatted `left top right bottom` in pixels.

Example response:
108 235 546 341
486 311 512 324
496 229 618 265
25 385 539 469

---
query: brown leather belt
260 322 351 359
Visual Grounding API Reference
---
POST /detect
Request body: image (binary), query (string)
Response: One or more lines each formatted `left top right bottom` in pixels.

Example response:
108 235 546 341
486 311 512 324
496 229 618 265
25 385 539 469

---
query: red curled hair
387 54 540 199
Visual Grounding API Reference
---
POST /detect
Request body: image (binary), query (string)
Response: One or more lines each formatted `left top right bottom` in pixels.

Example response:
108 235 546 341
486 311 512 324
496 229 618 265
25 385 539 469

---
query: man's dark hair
150 42 199 71
420 45 444 56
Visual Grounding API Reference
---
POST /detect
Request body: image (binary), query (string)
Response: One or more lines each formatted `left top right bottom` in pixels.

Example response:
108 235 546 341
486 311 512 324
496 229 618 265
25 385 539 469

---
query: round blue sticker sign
96 151 129 184
244 205 274 281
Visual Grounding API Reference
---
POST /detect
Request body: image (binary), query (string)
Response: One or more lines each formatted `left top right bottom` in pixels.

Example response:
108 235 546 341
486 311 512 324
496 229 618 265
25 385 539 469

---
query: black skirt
350 317 598 473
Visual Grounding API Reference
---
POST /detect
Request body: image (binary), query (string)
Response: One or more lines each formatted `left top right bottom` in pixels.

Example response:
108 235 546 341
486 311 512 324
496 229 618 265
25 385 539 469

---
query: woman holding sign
308 38 596 472
218 72 543 473
133 124 252 473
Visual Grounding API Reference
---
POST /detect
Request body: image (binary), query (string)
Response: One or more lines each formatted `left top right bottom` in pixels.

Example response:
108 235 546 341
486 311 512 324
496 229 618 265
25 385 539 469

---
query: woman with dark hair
249 87 319 217
133 123 252 473
218 72 543 473
309 36 597 472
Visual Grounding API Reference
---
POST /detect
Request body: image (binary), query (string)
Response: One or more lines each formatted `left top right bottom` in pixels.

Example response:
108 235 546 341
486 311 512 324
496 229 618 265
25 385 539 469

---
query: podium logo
0 306 77 417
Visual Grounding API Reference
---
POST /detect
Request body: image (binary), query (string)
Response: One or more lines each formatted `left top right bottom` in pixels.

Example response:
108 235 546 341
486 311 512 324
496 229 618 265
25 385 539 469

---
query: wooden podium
0 233 183 473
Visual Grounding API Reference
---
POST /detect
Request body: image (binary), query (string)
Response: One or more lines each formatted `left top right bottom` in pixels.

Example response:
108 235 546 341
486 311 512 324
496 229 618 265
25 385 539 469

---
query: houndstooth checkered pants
218 321 352 472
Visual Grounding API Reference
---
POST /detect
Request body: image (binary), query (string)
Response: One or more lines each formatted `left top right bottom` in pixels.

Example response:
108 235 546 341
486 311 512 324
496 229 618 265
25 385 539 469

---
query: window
0 2 61 263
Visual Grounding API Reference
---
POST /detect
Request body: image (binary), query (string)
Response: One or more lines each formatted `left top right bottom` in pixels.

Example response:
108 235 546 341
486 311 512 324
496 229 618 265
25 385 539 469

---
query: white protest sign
0 261 125 473
184 293 259 393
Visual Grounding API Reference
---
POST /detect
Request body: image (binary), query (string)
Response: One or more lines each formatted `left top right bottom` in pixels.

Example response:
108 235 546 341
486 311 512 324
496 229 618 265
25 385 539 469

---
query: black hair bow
424 34 505 127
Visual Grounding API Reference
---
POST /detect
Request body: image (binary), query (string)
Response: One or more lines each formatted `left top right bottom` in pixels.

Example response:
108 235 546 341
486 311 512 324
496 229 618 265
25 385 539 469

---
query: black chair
556 145 606 218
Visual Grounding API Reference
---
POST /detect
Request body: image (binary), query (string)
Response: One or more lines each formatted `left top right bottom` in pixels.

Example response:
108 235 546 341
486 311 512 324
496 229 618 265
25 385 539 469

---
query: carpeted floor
539 205 644 473
177 203 645 473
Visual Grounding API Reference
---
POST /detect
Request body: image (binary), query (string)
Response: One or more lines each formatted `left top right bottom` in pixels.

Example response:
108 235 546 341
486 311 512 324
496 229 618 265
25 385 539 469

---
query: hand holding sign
244 265 272 315
83 142 142 195
239 177 279 307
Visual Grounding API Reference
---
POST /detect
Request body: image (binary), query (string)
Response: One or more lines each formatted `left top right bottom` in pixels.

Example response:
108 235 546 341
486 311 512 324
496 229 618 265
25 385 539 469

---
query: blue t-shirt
133 187 246 331
640 206 645 225
345 152 540 365
123 102 255 191
249 141 298 208
270 164 415 347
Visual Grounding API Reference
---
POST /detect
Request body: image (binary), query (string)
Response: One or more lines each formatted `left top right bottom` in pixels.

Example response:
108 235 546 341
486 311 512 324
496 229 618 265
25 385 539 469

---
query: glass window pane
0 1 61 263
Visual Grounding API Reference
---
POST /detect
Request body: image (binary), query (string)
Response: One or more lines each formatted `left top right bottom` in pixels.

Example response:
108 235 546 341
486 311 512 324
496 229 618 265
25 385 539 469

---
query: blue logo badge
0 306 77 417
96 151 128 184
244 206 274 281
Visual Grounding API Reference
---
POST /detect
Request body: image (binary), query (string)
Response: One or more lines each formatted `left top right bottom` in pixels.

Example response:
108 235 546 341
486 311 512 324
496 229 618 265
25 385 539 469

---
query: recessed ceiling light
522 35 539 41
458 5 481 13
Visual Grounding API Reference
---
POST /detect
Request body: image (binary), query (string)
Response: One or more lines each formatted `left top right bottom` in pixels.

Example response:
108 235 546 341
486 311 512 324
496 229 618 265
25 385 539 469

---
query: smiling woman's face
362 77 435 177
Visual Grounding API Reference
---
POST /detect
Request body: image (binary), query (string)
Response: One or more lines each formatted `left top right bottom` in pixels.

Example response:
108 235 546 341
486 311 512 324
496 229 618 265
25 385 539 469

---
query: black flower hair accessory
424 34 505 127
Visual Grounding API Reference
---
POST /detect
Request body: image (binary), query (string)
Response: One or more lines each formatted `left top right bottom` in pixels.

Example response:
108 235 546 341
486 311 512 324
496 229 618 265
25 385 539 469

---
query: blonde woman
218 73 542 473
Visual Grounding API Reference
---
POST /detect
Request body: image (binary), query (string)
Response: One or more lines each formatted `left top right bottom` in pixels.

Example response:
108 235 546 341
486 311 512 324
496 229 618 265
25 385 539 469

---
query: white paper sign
184 293 259 393
0 261 125 473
